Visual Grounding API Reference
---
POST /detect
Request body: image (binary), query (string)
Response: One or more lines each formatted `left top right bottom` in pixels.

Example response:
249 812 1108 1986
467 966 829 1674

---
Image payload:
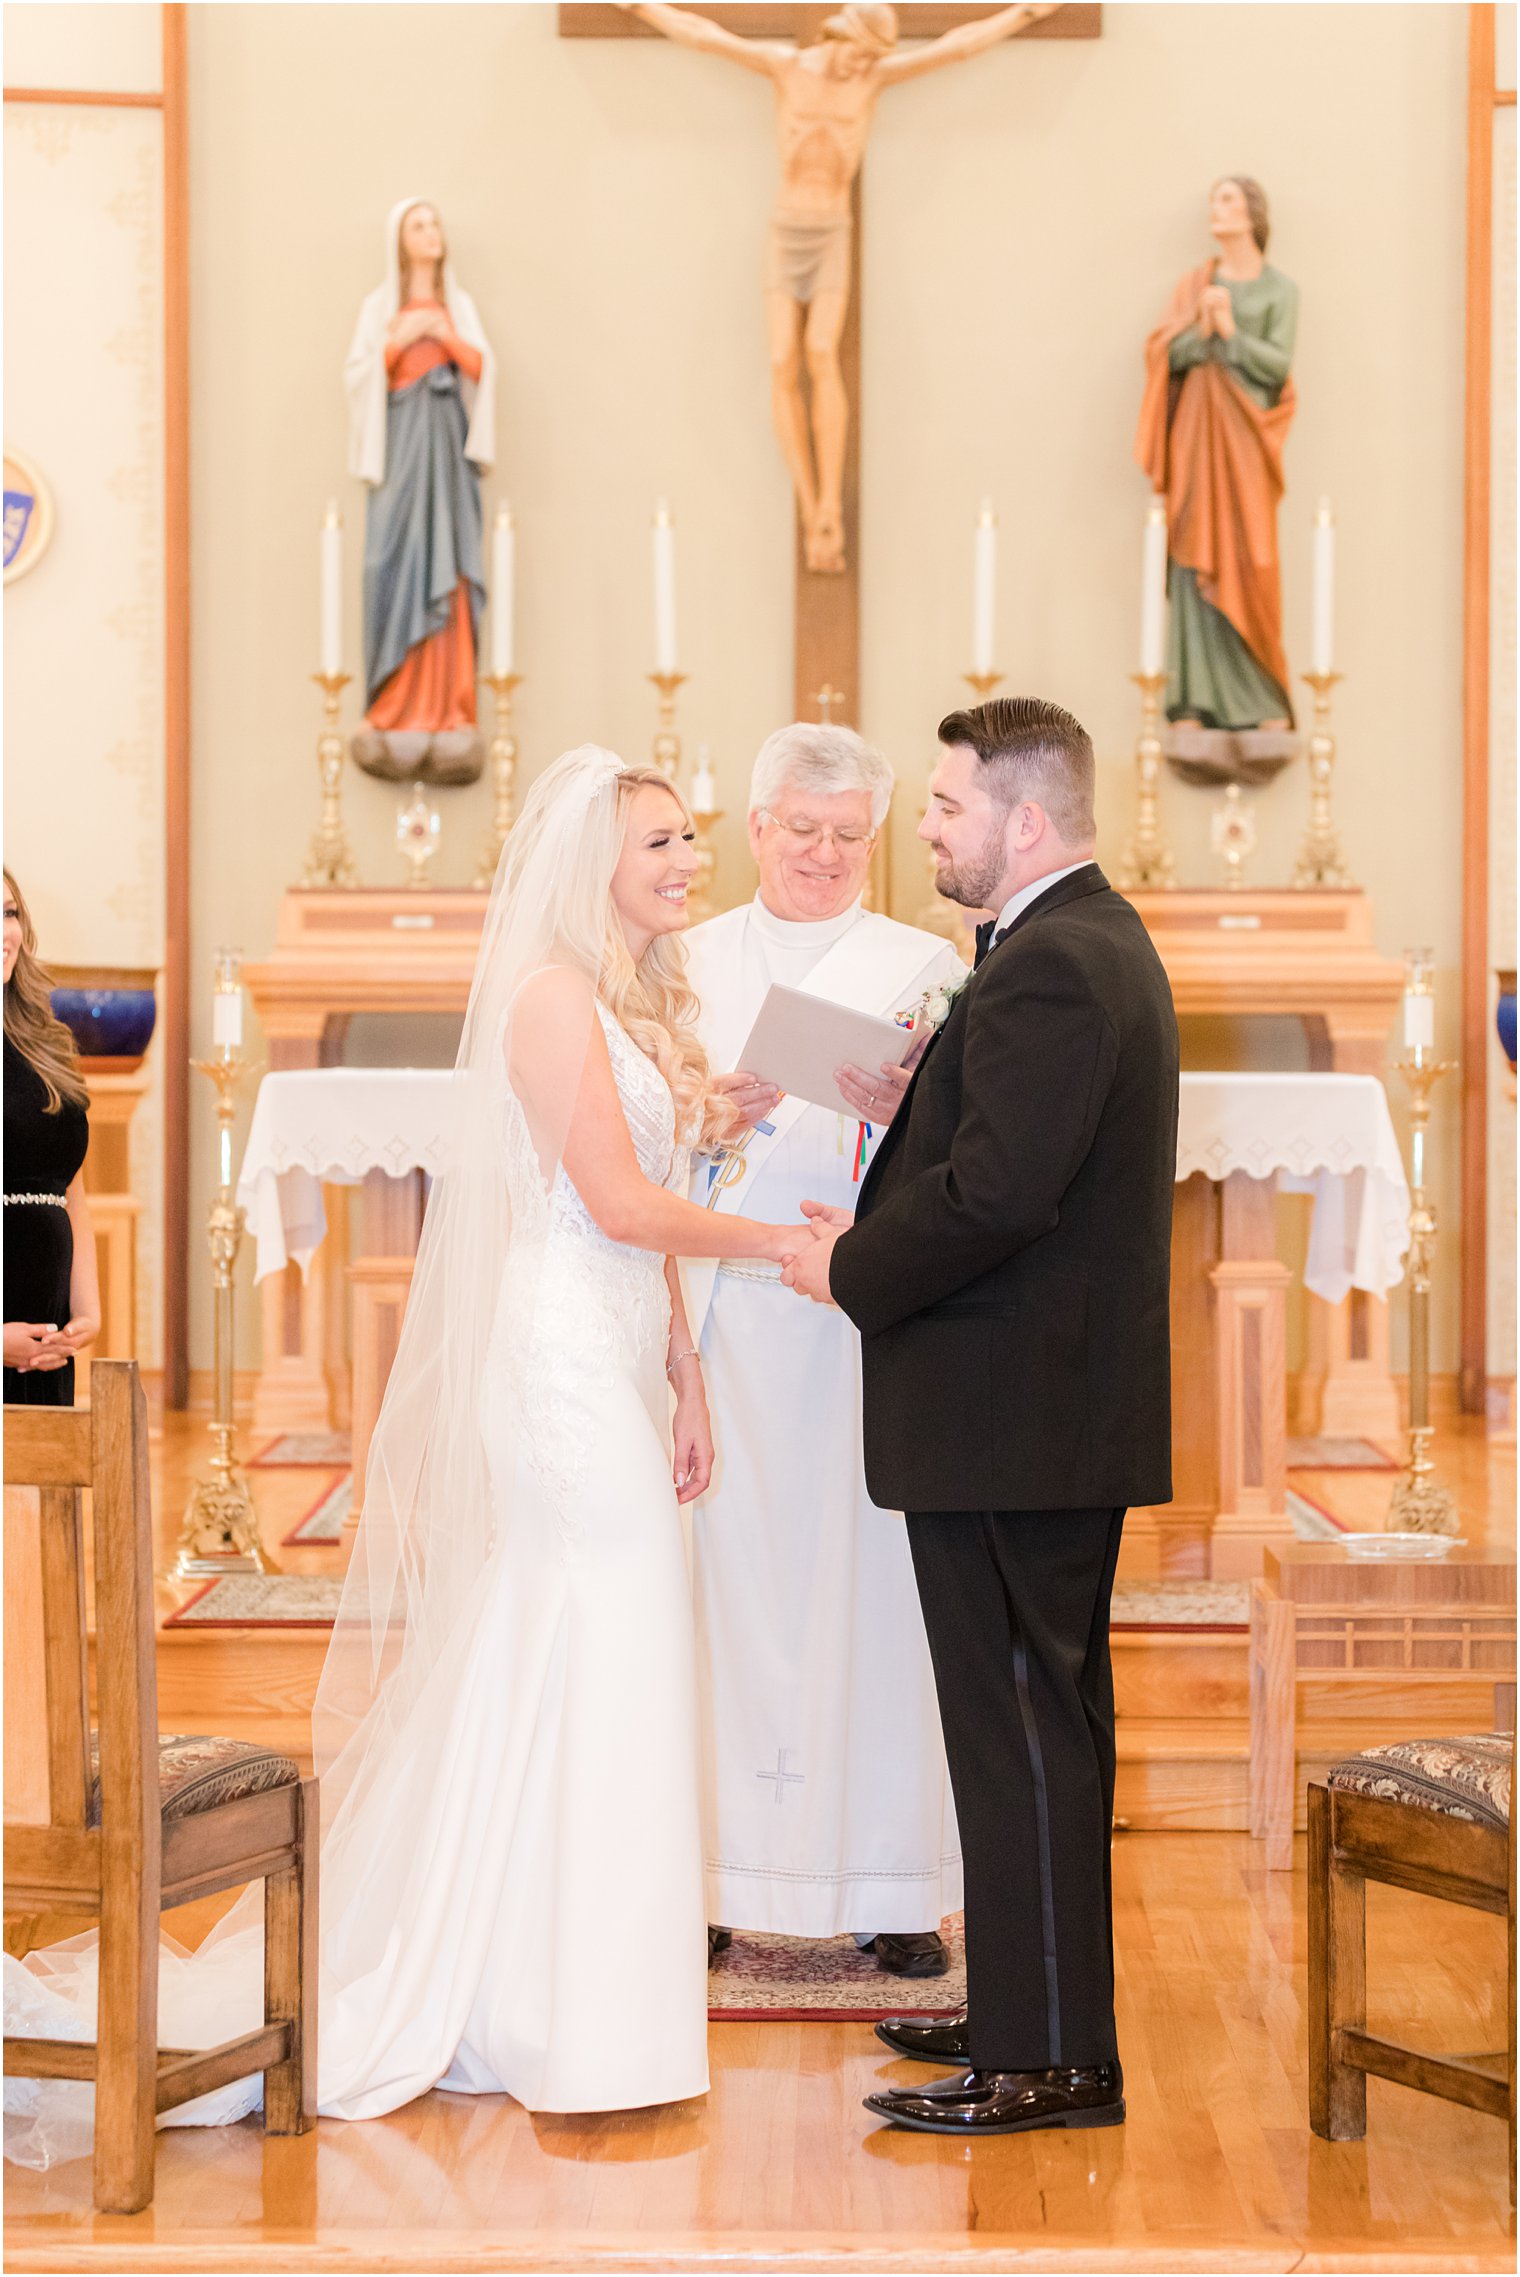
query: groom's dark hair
937 697 1096 846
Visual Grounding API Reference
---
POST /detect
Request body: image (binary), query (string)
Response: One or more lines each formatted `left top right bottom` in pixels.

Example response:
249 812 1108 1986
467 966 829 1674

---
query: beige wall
4 3 1491 1374
3 2 167 1362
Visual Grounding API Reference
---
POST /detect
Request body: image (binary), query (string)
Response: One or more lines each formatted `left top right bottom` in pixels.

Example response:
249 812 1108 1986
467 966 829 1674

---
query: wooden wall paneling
163 3 191 1407
1461 3 1496 1412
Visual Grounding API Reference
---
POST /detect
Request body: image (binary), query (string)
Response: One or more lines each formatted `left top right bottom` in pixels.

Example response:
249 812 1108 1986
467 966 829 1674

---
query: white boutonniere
899 968 971 1036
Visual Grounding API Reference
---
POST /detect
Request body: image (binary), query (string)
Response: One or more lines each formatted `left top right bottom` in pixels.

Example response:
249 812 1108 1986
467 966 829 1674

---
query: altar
237 1066 1410 1578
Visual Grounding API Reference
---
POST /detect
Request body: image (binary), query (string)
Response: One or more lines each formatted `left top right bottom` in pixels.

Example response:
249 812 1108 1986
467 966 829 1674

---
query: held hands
779 1200 850 1308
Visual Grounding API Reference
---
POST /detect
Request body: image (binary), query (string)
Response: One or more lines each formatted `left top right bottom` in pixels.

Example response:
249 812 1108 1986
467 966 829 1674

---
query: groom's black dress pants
906 1505 1125 2074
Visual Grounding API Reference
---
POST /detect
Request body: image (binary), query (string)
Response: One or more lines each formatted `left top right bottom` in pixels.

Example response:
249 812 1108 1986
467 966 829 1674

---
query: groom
784 697 1179 2135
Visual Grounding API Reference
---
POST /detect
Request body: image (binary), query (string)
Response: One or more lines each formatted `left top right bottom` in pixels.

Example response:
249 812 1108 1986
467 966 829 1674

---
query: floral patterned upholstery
1326 1734 1511 1833
87 1733 301 1827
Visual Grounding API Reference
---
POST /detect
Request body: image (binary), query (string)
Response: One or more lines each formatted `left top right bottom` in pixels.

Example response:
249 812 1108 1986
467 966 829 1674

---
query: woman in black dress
3 870 99 1405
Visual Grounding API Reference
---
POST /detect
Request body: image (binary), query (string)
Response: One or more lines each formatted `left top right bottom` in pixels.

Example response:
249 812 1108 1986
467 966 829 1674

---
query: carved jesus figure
627 1 1056 572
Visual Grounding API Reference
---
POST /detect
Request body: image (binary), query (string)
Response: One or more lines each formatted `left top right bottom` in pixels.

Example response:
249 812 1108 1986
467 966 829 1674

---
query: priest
684 723 965 1975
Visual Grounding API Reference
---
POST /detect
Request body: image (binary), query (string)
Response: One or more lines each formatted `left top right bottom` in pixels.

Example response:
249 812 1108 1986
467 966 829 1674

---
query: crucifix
561 5 1100 733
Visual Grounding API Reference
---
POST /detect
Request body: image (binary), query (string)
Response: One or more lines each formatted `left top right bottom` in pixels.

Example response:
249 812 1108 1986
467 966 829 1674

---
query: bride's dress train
6 997 708 2161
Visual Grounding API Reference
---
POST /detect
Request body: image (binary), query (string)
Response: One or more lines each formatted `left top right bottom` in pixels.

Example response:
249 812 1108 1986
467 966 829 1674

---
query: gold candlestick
174 963 272 1579
1387 955 1458 1536
1118 670 1177 891
300 670 359 888
649 670 688 781
473 669 523 888
688 804 723 925
1293 669 1355 889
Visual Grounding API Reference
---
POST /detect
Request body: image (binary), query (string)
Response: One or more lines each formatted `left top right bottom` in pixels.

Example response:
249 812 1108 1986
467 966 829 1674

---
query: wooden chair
2 1361 318 2212
1308 1730 1514 2196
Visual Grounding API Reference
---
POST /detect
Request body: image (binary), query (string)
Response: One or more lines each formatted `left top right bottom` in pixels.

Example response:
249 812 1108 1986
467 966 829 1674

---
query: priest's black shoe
707 1925 733 1963
864 2061 1125 2135
868 1930 948 1978
874 2007 969 2063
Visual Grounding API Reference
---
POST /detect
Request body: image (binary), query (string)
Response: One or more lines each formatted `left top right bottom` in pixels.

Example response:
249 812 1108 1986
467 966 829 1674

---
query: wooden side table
1249 1544 1516 1870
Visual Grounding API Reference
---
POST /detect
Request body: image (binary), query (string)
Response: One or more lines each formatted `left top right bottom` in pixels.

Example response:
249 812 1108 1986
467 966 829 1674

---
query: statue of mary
345 198 496 786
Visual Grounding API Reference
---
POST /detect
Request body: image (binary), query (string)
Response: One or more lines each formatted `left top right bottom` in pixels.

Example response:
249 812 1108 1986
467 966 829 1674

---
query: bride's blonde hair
601 773 735 1151
516 757 734 1152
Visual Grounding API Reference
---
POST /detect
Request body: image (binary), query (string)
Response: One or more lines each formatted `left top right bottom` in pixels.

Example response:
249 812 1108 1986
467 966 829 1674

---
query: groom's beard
931 819 1007 911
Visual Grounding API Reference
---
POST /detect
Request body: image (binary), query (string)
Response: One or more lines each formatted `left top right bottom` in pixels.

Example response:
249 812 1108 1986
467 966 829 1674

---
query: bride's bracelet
665 1348 700 1377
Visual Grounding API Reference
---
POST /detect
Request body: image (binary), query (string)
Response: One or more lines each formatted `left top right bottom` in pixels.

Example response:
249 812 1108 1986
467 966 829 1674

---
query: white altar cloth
238 1066 1409 1303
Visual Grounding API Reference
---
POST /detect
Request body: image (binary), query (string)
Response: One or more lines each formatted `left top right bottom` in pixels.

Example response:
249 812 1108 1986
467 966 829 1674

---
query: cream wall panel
2 2 161 94
187 2 1476 1372
1488 97 1515 1382
3 97 167 1367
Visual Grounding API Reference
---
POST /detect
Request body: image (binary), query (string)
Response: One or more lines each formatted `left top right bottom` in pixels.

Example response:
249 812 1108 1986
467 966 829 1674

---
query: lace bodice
494 1000 686 1548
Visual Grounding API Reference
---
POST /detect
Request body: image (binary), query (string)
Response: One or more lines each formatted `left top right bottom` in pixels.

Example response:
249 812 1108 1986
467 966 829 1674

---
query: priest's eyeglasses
757 810 877 849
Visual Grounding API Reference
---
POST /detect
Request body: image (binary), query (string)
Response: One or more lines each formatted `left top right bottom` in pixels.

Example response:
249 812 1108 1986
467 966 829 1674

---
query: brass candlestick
1118 670 1177 890
649 670 688 782
174 971 272 1579
688 804 723 924
1293 670 1355 889
300 670 359 888
1387 956 1459 1536
473 669 523 888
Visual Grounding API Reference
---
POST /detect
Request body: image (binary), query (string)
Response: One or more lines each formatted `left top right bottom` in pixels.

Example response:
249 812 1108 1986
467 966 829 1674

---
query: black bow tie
973 920 1002 969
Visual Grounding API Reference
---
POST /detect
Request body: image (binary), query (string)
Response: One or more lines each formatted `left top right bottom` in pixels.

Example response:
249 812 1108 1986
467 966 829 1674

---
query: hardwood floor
5 1415 1514 2272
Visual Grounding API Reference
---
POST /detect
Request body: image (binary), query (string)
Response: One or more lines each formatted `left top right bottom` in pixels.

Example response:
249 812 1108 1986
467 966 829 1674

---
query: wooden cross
560 5 1100 734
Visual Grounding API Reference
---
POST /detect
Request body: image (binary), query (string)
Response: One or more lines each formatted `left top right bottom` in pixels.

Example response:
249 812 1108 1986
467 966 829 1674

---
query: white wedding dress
6 998 709 2161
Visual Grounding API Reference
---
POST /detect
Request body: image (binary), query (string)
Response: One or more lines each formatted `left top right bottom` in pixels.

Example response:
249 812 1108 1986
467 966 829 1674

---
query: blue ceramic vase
49 966 158 1071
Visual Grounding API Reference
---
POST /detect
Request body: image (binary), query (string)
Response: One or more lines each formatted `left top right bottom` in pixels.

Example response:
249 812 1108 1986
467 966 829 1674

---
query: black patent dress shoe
874 2008 969 2063
864 2061 1125 2135
707 1925 733 1963
869 1929 949 1978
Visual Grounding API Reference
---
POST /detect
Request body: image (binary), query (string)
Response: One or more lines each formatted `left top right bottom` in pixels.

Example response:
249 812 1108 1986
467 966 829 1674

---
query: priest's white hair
749 723 894 828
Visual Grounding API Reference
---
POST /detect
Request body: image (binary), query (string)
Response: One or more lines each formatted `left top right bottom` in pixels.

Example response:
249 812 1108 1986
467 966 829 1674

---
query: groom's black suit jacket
829 863 1179 1515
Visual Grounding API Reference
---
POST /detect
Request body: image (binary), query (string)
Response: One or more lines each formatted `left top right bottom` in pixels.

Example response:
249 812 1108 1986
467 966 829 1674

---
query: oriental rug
707 1916 966 2022
282 1472 353 1545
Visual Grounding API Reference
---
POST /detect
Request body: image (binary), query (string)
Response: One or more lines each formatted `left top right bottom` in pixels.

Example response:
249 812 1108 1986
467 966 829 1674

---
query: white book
734 982 916 1120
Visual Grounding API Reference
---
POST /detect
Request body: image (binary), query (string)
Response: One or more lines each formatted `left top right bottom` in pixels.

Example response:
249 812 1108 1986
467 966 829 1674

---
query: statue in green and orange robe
1135 177 1299 767
345 198 496 786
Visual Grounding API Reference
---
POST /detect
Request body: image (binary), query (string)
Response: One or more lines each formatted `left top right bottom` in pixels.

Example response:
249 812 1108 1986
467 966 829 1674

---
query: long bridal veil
5 747 630 2167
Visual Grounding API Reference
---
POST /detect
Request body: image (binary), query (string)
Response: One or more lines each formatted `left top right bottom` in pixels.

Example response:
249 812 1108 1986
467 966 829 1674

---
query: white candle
1312 498 1335 676
972 498 997 677
490 503 515 678
652 499 678 676
1403 988 1435 1052
1139 499 1168 676
213 990 243 1050
691 744 717 816
320 501 343 679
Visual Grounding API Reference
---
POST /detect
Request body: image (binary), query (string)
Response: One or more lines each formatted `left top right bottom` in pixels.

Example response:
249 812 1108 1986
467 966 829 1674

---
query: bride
6 746 803 2160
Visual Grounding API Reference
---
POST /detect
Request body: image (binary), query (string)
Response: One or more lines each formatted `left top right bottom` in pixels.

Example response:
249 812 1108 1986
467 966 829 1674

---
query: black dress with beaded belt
3 1033 89 1407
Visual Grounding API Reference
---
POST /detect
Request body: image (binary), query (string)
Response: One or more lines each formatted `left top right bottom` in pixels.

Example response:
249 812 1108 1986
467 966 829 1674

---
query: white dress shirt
992 859 1094 939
